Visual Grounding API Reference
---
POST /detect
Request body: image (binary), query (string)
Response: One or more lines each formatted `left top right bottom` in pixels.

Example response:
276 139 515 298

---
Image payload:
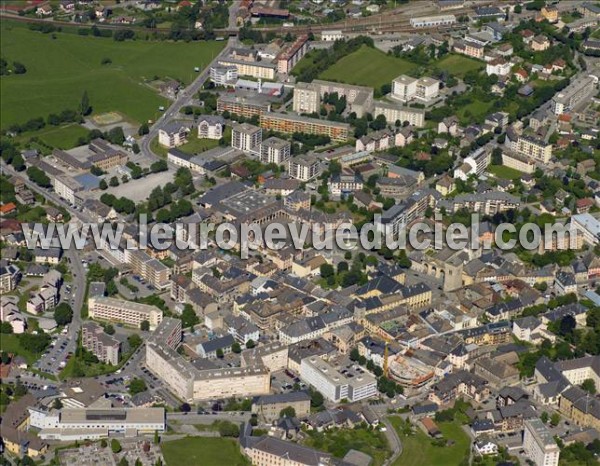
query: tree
138 122 149 135
550 412 560 427
581 378 596 395
349 348 360 361
54 303 73 326
111 439 122 454
310 389 324 409
14 381 27 396
104 324 115 335
100 439 108 448
26 166 51 188
154 430 160 445
109 176 120 187
128 333 142 349
559 315 576 336
279 406 296 418
232 342 242 354
13 61 26 74
320 263 335 278
181 304 199 329
540 411 549 424
99 179 108 190
217 420 240 437
80 90 91 116
0 352 10 364
140 320 150 331
128 378 147 395
53 398 63 409
0 322 13 334
180 402 191 413
246 339 255 349
216 348 224 359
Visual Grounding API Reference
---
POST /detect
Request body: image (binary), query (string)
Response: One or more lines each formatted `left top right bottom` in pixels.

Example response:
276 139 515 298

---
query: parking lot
33 330 76 375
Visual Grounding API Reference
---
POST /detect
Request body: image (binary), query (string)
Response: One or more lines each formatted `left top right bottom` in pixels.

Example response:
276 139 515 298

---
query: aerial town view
1 0 600 465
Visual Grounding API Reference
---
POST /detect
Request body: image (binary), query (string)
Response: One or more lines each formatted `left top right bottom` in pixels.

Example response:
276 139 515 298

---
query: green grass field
319 45 417 89
16 124 91 150
457 100 494 124
488 164 525 180
0 335 39 365
161 437 249 466
436 54 485 77
303 426 390 466
390 417 471 466
0 22 225 128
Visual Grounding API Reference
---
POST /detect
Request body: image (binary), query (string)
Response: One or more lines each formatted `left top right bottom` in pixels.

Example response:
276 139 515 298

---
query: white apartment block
373 102 425 127
486 58 512 76
209 65 238 85
158 123 189 148
501 152 535 174
88 296 163 330
293 82 319 114
523 419 560 466
54 175 83 205
552 76 598 115
516 135 553 164
288 154 320 181
299 357 378 403
571 213 600 245
231 122 262 156
392 75 440 103
260 137 291 165
197 116 224 140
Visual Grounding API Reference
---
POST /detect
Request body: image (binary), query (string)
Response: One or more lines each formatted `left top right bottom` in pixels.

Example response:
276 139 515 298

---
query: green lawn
457 99 494 124
31 124 90 150
0 21 225 128
303 426 390 466
319 45 417 89
488 164 525 180
0 334 39 365
161 437 249 466
436 54 485 77
390 417 471 466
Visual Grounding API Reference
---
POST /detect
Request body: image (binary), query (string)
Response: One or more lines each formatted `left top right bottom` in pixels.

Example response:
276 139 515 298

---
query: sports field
0 22 224 128
435 54 485 77
319 45 417 89
161 437 249 466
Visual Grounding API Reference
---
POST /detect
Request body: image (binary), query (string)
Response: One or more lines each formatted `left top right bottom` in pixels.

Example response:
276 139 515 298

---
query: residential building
288 154 320 181
251 392 311 422
231 122 263 156
217 93 272 118
571 213 600 245
210 65 238 85
197 115 225 140
541 5 559 23
312 80 374 118
293 82 320 115
276 35 309 74
453 39 484 59
243 436 333 466
552 77 598 115
392 75 440 103
158 122 189 148
217 56 276 80
54 174 83 205
523 419 560 466
501 152 536 174
81 322 120 366
88 296 163 330
260 137 291 165
486 57 511 76
260 113 350 142
516 135 553 164
373 102 425 127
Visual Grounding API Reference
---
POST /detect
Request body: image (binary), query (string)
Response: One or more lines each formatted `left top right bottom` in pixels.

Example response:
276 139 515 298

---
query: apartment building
523 419 560 466
260 137 291 165
293 82 320 114
288 154 320 181
373 102 426 127
300 357 378 403
197 115 225 140
210 64 238 85
217 57 276 80
0 265 19 293
392 75 440 103
54 175 83 205
88 296 163 330
276 35 309 74
516 135 553 164
501 152 535 174
312 80 374 118
217 93 272 118
243 436 333 466
453 39 485 59
552 76 598 115
438 192 520 215
81 321 120 366
260 112 350 142
158 122 189 148
232 122 263 156
571 213 600 245
454 147 491 180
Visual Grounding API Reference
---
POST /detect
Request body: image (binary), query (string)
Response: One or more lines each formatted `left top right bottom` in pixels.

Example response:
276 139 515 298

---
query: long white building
523 419 560 466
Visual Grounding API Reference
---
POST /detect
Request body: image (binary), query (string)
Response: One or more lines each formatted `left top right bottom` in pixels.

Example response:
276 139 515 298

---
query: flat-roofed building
300 357 377 403
38 408 166 441
373 102 425 127
516 135 552 164
410 14 456 28
210 64 238 85
232 122 263 156
260 137 291 165
217 93 272 118
523 418 560 466
260 112 350 142
88 296 163 330
288 154 320 181
82 322 120 365
501 152 535 174
321 30 344 41
392 75 440 103
293 82 319 115
276 35 309 74
217 57 276 80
